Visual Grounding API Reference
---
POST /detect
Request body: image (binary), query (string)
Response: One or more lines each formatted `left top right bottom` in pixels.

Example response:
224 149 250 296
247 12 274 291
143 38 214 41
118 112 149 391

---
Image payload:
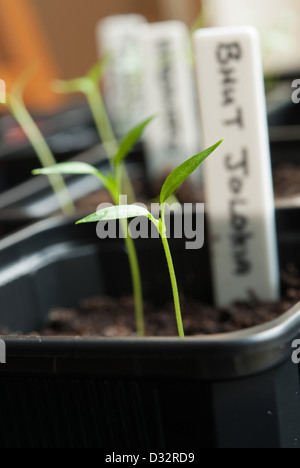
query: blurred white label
203 0 300 75
96 14 147 137
139 21 200 179
194 26 279 306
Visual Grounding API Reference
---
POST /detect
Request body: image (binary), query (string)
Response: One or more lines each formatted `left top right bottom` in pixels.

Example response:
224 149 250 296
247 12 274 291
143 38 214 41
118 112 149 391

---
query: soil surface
17 264 299 338
273 164 300 199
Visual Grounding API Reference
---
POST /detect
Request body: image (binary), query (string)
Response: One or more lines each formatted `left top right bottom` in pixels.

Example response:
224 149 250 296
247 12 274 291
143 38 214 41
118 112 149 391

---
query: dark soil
273 164 300 199
22 264 300 338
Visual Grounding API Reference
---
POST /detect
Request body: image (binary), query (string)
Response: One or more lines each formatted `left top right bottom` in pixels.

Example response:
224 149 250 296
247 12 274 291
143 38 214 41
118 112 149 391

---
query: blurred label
139 21 200 179
96 14 147 137
204 0 300 75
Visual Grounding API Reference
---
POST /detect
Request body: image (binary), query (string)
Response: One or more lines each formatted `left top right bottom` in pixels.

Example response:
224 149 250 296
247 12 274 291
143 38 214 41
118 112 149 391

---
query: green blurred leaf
160 140 223 204
76 204 152 224
10 63 39 101
87 54 112 83
32 161 108 186
52 77 93 95
53 56 111 95
114 115 157 167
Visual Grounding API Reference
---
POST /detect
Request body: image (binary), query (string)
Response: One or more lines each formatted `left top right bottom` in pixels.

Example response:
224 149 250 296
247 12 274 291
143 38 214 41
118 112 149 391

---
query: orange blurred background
0 0 201 112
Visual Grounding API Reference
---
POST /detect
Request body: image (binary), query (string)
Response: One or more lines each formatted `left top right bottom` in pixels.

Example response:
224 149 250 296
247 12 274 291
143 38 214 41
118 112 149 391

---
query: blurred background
1 0 300 227
0 0 201 111
1 0 300 111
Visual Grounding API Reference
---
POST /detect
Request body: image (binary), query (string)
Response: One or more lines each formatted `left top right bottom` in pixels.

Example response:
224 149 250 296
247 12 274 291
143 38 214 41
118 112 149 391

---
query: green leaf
76 205 152 224
114 115 157 167
52 77 94 95
53 56 111 95
87 55 112 83
160 139 223 204
32 162 108 186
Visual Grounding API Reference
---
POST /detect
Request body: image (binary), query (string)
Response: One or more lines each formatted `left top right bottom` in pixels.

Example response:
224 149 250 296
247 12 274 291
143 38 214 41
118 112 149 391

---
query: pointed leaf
32 162 108 186
76 205 152 224
160 139 223 204
114 115 157 167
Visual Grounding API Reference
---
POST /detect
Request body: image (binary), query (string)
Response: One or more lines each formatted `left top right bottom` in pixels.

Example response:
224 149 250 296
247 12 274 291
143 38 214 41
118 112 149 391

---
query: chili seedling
33 115 156 336
1 67 74 215
76 139 223 338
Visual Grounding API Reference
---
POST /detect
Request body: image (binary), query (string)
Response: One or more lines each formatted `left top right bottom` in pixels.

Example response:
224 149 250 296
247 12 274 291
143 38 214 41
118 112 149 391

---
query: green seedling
1 67 74 215
33 115 156 337
34 57 156 336
53 58 117 161
52 58 135 202
76 139 223 338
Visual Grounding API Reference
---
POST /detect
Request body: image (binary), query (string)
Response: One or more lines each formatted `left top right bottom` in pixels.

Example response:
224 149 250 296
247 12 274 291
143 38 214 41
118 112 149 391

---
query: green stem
160 204 184 338
89 81 144 334
112 194 144 337
123 222 145 337
115 164 136 205
87 84 136 204
9 95 75 215
86 85 118 164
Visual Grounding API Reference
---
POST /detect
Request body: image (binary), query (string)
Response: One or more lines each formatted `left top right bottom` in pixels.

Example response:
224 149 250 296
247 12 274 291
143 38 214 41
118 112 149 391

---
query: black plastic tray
0 102 99 190
268 98 300 167
0 142 145 238
0 212 299 448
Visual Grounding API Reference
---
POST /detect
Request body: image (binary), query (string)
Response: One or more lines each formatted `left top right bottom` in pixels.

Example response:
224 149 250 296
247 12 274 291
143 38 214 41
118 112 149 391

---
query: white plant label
203 0 300 75
139 21 200 179
193 26 279 306
96 14 147 137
